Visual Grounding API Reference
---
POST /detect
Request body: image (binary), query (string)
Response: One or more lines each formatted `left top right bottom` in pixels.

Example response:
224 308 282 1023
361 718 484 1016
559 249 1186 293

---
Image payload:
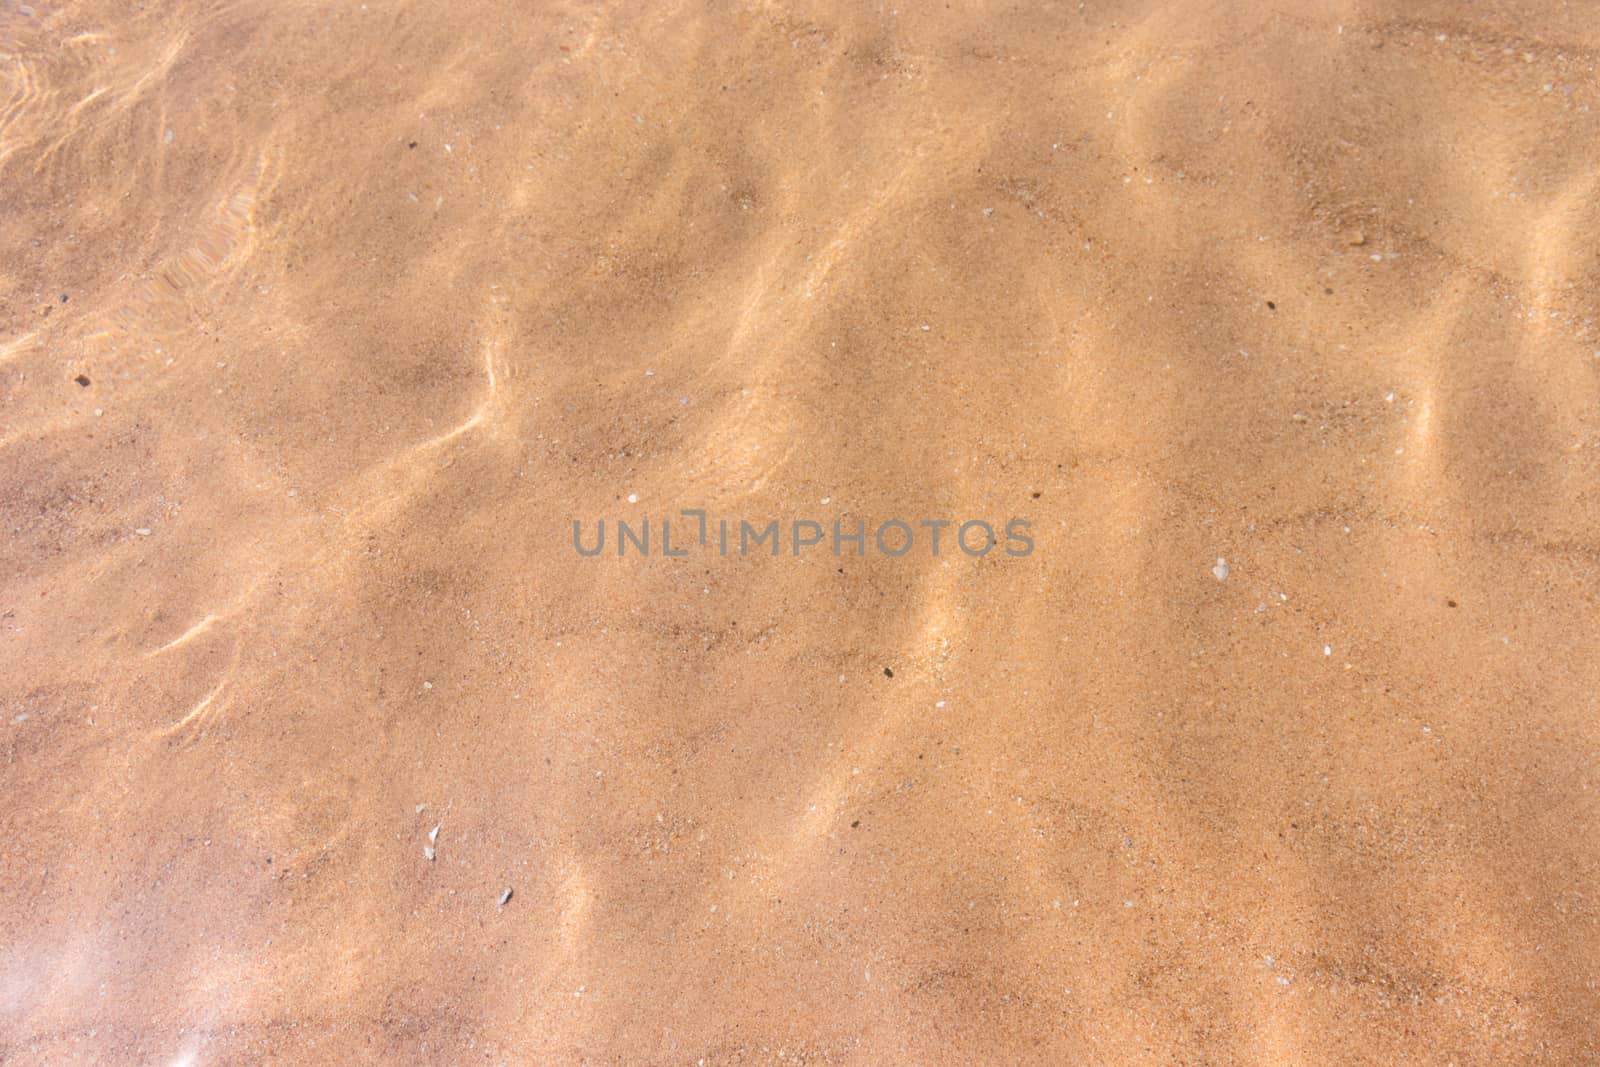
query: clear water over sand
3 1 1599 1061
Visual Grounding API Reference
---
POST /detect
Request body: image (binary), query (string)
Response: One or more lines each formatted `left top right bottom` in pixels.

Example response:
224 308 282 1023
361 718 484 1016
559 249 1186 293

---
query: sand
3 0 1600 1062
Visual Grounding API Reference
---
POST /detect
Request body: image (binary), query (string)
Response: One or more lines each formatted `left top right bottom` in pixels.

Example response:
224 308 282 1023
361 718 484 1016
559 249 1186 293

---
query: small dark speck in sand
883 667 893 678
74 375 90 387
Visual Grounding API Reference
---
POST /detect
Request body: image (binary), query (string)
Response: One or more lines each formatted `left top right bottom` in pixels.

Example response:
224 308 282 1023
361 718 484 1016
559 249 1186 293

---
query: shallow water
3 1 1599 1062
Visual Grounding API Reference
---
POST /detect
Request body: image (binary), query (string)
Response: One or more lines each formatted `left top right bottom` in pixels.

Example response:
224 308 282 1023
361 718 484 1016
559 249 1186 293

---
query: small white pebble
1212 557 1229 581
1323 645 1332 656
134 527 152 536
627 493 638 503
423 681 433 689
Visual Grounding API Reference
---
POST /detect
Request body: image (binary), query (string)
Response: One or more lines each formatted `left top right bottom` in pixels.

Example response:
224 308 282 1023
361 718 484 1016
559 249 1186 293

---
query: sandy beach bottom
3 1 1599 1062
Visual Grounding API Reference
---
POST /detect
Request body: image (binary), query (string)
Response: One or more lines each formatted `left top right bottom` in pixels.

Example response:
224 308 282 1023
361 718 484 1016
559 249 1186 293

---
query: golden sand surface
4 0 1600 1062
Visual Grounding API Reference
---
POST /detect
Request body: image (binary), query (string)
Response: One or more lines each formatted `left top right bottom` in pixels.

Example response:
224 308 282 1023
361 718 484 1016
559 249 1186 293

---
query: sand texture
3 0 1600 1062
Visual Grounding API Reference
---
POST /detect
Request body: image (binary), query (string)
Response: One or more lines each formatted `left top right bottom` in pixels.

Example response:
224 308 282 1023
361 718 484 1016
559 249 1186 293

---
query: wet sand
4 1 1600 1062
